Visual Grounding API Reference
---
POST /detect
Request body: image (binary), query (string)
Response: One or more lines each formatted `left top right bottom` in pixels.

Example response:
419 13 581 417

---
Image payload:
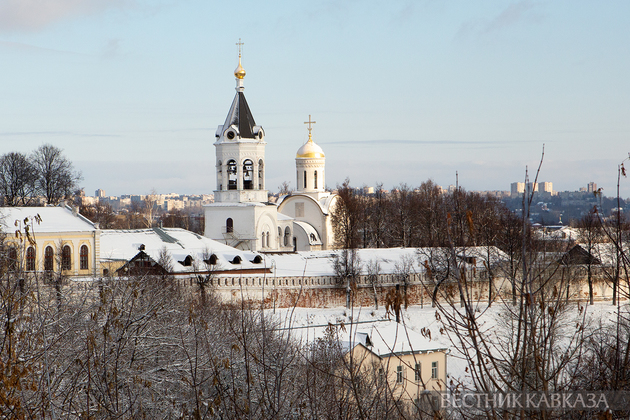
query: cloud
102 38 122 59
456 1 542 38
481 0 537 34
321 139 537 147
0 131 120 137
0 39 85 55
0 0 136 32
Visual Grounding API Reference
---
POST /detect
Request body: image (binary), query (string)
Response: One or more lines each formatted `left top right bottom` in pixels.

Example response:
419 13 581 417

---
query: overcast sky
1 0 629 198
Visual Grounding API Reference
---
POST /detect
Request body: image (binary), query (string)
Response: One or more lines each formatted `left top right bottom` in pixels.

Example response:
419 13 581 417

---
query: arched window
303 171 307 189
62 245 71 270
258 159 264 190
44 246 54 271
80 245 89 270
284 227 291 247
278 227 282 237
26 247 35 271
217 160 223 191
243 159 253 190
226 218 233 233
8 247 17 272
310 233 316 242
208 254 218 265
227 160 237 190
314 170 318 189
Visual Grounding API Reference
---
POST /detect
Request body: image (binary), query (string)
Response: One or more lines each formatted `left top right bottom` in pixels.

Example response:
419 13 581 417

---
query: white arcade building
204 50 338 252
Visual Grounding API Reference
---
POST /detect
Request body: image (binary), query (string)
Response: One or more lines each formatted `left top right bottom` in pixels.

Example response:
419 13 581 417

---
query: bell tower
214 39 268 203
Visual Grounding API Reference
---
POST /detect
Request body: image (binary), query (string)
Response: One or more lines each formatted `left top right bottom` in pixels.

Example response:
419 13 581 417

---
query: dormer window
179 255 193 267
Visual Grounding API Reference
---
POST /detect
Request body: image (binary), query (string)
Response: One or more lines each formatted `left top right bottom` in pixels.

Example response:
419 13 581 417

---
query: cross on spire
236 38 244 57
304 115 316 136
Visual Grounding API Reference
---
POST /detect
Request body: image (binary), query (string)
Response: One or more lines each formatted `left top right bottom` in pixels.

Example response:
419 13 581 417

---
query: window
217 160 223 190
314 170 318 189
62 245 71 270
415 363 421 381
226 218 233 233
80 245 89 270
295 202 304 217
396 365 403 384
303 171 307 189
26 247 35 271
284 227 291 247
431 361 438 379
8 247 17 272
258 159 264 190
227 160 237 190
278 227 282 237
44 246 54 271
243 159 253 190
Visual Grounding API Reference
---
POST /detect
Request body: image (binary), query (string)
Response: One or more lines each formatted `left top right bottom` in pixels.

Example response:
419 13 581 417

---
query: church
203 47 338 252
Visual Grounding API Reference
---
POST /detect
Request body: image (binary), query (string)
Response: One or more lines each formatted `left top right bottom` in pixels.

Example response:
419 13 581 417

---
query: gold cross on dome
236 38 244 57
304 115 316 135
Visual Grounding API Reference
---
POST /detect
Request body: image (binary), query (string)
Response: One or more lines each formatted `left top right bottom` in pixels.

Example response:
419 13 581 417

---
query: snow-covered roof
0 205 96 233
204 202 267 208
535 226 582 242
292 320 447 357
265 247 507 278
347 321 448 356
277 192 337 215
277 213 293 221
219 91 258 140
100 227 265 274
294 221 322 245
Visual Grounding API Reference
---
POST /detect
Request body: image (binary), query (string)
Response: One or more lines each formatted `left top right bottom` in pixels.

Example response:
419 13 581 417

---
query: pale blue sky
1 0 629 197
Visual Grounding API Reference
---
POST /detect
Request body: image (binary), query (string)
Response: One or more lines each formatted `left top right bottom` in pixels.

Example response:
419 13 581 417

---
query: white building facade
204 50 338 252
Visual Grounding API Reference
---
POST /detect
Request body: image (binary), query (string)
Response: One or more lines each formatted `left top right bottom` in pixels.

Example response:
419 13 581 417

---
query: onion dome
296 134 325 158
234 56 246 79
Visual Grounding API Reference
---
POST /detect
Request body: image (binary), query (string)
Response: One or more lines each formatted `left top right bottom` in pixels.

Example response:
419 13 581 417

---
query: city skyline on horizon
1 1 629 198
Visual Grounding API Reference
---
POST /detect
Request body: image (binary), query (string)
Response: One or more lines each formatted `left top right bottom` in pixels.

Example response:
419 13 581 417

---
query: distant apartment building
538 182 553 194
587 182 597 193
95 189 106 198
511 182 525 197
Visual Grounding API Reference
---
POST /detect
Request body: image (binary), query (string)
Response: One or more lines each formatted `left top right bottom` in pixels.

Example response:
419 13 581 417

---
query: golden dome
234 56 246 79
296 135 325 158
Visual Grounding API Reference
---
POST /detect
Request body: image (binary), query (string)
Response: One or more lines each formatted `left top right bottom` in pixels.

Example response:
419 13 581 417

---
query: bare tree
143 189 159 228
331 179 363 249
278 181 292 195
576 207 604 305
366 258 381 309
31 144 82 205
0 152 38 206
332 248 363 309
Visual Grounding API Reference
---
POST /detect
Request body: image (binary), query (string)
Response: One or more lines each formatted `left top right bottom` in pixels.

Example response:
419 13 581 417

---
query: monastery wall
146 266 626 308
17 265 628 310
